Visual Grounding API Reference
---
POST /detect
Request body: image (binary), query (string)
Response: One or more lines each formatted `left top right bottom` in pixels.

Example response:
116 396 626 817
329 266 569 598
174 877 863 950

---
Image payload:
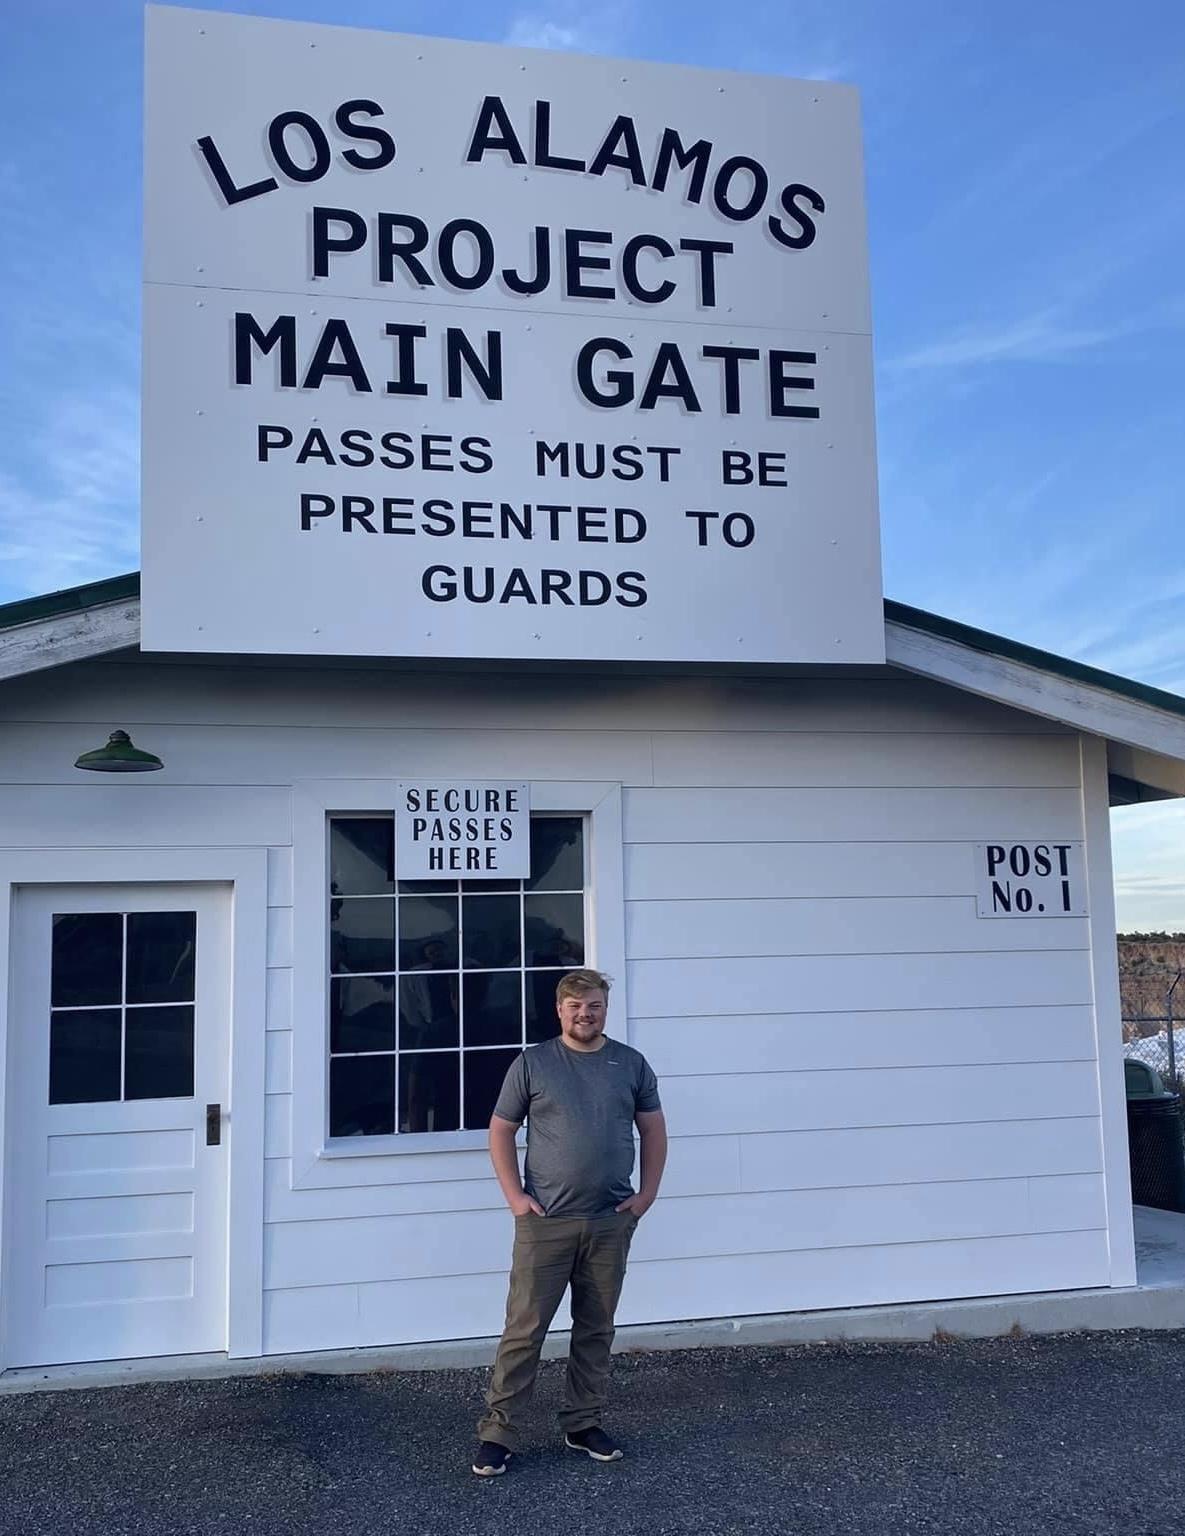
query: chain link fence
1122 1016 1185 1093
1118 941 1184 1091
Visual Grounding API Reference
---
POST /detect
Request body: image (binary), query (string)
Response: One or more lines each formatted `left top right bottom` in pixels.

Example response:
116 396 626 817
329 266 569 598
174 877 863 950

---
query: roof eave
3 577 1185 776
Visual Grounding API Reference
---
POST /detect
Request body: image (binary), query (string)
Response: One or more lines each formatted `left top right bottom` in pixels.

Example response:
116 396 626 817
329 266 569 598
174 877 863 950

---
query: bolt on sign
395 783 530 878
973 843 1088 918
140 5 882 664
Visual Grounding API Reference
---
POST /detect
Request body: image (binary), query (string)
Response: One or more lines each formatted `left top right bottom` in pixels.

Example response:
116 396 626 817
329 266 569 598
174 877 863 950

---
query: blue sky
1 0 1184 927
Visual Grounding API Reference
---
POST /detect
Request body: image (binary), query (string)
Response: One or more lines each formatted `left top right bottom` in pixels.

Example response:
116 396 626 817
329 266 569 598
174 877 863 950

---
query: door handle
206 1103 222 1146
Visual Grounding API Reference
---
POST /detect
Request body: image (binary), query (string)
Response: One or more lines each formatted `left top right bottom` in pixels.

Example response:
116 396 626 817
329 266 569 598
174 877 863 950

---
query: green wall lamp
74 730 164 773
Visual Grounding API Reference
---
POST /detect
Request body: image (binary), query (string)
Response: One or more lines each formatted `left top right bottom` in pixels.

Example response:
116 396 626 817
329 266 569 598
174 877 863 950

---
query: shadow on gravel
3 1332 1185 1536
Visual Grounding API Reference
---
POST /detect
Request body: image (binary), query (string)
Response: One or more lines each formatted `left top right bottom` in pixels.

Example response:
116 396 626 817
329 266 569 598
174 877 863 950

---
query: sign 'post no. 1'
140 5 883 665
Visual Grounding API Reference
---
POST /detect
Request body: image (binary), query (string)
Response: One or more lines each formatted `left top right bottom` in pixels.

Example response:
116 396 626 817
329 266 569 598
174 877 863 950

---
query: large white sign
141 6 883 663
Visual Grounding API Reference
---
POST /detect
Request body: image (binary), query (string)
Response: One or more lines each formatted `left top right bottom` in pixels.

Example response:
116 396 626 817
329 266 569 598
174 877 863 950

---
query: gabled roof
2 571 1185 795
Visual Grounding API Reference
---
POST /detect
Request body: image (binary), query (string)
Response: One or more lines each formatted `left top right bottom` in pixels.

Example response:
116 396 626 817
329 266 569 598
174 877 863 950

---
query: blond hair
555 968 612 1004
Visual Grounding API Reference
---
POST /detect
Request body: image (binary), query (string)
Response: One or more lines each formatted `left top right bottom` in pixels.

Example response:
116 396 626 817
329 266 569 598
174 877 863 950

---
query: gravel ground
3 1331 1185 1536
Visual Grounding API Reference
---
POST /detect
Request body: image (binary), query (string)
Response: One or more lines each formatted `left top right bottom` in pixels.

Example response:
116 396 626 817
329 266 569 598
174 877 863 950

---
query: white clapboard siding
616 1229 1111 1326
0 723 654 788
651 731 1079 788
629 948 1093 1018
266 1228 1111 1353
624 786 1083 844
634 1007 1096 1075
263 1270 517 1354
626 897 1089 961
657 1061 1100 1137
263 1283 363 1354
0 662 1065 734
357 1272 525 1348
625 1178 1106 1265
627 841 987 901
262 1171 1106 1295
265 1133 736 1223
736 1118 1103 1192
265 1161 505 1223
265 1207 512 1289
0 785 291 848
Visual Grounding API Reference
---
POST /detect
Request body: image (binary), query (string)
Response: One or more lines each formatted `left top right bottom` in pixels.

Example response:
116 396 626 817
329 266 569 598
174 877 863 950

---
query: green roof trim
885 598 1185 721
0 571 141 632
0 573 1181 722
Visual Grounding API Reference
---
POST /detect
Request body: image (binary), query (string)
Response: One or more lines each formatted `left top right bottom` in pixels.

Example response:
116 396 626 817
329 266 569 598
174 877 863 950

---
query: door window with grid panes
328 814 585 1136
48 911 197 1103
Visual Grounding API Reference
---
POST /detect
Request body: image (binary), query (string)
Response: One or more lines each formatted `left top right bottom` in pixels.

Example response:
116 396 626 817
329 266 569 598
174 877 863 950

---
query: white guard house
3 7 1185 1374
0 575 1184 1372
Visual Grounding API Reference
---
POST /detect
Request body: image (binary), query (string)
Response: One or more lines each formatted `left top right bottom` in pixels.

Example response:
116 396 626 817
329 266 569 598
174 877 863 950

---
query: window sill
318 1128 516 1159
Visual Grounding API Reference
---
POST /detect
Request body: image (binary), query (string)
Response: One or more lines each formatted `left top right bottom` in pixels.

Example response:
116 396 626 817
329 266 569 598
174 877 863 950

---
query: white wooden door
5 883 230 1367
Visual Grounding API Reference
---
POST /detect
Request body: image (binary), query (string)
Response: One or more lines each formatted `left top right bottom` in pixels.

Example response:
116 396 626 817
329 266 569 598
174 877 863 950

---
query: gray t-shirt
493 1036 662 1217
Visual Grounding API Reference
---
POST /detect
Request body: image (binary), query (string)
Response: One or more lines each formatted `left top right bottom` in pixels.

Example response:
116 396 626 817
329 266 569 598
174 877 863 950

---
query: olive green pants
477 1210 638 1450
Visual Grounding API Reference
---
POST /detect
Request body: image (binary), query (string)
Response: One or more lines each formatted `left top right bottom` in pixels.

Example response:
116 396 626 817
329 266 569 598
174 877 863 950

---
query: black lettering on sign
234 313 297 386
333 100 397 170
978 843 1082 918
769 184 825 251
466 96 528 165
267 111 332 184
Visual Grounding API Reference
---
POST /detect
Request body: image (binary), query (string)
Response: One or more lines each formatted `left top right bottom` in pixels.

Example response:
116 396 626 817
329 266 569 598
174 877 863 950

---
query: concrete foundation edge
3 1280 1184 1395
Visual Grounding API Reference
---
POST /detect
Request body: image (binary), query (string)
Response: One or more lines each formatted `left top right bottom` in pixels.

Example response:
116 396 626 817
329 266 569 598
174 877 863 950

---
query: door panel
6 883 230 1367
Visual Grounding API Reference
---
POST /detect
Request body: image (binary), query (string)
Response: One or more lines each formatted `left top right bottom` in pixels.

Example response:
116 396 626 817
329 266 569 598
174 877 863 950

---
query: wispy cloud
0 390 139 602
886 311 1128 372
505 17 585 49
503 4 629 53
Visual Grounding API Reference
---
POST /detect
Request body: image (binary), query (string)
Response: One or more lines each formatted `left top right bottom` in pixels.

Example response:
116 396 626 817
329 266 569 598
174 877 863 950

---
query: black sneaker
471 1441 513 1477
564 1426 623 1462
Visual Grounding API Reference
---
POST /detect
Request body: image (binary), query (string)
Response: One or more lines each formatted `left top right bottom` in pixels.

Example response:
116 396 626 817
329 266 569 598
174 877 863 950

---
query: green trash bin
1125 1057 1185 1213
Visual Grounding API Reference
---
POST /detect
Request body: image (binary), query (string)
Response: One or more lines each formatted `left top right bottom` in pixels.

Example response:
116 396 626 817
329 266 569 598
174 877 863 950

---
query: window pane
399 895 459 971
398 879 458 895
464 1047 520 1130
330 897 395 975
462 894 521 970
49 1009 121 1103
460 878 518 893
523 894 584 968
331 818 394 895
399 1052 460 1132
331 1055 395 1136
126 912 196 1004
125 1006 194 1100
527 817 583 891
51 913 122 1007
463 971 522 1046
331 976 396 1054
399 973 460 1050
525 971 564 1044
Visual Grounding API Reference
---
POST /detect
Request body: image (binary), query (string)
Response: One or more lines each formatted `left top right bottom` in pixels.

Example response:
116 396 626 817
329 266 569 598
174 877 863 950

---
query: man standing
472 968 667 1476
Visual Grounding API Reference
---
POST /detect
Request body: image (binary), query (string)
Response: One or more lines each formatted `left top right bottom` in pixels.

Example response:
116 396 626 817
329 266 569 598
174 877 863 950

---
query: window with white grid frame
327 813 586 1136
